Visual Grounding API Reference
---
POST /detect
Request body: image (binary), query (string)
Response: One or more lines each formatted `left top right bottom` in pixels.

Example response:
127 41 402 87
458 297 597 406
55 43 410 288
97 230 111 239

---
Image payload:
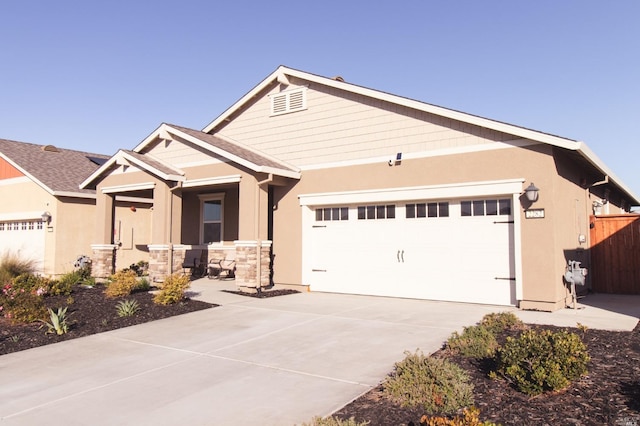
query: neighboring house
0 139 151 276
80 66 639 311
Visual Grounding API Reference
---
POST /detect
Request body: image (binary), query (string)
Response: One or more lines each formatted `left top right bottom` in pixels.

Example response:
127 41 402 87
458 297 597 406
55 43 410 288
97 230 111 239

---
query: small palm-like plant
116 299 141 317
41 307 70 335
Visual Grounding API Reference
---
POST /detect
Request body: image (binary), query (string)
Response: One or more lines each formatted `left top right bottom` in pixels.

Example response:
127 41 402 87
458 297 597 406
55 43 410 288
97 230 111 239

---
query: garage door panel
307 197 516 306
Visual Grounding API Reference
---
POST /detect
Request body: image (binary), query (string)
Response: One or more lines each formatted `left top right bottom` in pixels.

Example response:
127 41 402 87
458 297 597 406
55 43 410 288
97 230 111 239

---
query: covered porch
80 123 300 290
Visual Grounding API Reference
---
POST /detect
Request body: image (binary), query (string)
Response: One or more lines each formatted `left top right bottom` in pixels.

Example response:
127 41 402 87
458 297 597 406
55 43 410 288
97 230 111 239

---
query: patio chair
182 249 204 278
207 252 236 280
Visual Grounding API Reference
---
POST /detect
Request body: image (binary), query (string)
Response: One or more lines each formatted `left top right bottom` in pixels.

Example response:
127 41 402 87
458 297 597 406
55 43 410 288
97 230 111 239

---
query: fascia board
52 191 96 199
576 142 640 205
164 127 259 172
202 67 283 133
79 154 120 189
132 123 166 153
204 66 580 150
258 166 300 179
119 151 185 182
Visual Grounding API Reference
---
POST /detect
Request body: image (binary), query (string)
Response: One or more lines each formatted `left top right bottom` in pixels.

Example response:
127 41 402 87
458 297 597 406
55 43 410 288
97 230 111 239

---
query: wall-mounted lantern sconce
524 183 539 203
41 211 52 224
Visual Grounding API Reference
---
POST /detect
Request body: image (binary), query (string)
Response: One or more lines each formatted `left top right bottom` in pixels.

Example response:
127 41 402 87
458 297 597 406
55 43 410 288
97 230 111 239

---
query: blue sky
1 1 639 196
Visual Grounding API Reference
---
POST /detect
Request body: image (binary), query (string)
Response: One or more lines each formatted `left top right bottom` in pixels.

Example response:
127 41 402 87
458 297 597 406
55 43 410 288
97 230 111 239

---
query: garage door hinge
493 220 514 224
312 225 327 228
495 277 516 281
312 269 327 272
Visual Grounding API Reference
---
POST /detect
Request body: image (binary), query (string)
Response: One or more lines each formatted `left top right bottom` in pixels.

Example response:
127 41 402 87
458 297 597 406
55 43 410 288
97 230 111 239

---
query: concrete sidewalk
1 280 638 425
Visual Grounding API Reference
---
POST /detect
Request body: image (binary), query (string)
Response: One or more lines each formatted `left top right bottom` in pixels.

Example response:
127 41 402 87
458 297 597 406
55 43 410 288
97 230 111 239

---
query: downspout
255 173 274 289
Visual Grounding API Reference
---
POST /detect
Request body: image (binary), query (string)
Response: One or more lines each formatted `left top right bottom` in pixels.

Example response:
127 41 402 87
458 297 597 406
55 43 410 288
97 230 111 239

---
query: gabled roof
134 123 300 179
0 138 109 198
202 65 639 204
80 149 185 190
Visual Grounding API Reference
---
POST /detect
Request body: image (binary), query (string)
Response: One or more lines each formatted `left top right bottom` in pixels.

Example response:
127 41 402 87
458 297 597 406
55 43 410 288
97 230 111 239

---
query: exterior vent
41 145 60 153
270 87 307 116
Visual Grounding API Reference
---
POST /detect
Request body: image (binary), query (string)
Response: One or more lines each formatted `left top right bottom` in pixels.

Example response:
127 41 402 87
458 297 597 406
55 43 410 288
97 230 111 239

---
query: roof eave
575 142 640 205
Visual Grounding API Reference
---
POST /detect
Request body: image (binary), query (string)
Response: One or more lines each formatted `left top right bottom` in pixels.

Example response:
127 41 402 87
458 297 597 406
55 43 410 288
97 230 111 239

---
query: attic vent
41 145 60 153
270 87 307 116
333 76 345 82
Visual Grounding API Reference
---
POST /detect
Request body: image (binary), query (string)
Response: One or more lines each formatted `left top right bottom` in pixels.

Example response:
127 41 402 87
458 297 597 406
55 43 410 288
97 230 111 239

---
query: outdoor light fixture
41 211 52 224
524 183 539 203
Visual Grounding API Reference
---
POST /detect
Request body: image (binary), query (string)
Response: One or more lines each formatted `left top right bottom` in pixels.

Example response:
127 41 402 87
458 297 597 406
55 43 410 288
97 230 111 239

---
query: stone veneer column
90 244 118 278
148 244 171 283
234 240 272 289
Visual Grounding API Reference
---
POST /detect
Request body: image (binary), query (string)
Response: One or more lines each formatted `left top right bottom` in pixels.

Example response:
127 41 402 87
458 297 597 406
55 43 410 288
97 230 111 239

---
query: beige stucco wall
0 179 103 277
270 142 596 310
52 197 97 275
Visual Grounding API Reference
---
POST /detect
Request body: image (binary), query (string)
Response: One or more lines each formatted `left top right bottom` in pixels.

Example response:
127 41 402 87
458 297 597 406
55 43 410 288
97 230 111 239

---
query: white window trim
198 193 225 244
270 86 308 116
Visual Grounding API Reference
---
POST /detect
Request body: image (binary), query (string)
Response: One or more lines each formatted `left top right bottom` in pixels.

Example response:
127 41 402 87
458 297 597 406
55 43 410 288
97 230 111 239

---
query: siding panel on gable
217 82 513 166
0 158 24 179
144 138 222 168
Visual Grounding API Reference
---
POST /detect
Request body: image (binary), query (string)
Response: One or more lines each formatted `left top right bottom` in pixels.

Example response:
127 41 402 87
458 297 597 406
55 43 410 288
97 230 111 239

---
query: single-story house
80 66 639 311
0 139 151 276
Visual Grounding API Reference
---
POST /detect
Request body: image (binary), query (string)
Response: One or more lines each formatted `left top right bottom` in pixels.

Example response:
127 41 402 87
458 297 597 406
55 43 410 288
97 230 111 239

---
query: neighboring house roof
202 65 639 205
0 138 109 198
80 149 185 190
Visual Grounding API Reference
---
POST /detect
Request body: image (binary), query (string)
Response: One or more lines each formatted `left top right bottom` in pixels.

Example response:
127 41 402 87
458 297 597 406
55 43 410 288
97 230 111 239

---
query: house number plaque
525 208 545 219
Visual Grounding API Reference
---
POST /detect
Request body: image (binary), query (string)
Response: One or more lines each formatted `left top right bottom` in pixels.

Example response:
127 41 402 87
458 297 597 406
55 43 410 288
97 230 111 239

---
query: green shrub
116 299 141 317
495 329 590 395
0 284 47 323
105 270 139 298
300 417 369 426
153 274 191 305
0 252 36 284
41 307 71 335
479 312 524 335
11 273 49 294
447 325 498 359
383 351 474 415
135 277 150 292
48 271 80 296
420 407 499 426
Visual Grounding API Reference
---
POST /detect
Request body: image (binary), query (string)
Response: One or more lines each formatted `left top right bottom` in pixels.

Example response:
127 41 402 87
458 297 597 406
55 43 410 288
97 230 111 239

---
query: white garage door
0 219 46 273
306 197 516 305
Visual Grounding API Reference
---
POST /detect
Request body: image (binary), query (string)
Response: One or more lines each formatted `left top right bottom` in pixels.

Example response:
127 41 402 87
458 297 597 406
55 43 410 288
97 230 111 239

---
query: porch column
91 191 117 278
147 183 181 282
236 175 272 289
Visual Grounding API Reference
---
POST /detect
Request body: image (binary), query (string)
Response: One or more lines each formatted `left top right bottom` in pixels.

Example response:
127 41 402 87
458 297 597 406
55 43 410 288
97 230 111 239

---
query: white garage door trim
300 179 524 304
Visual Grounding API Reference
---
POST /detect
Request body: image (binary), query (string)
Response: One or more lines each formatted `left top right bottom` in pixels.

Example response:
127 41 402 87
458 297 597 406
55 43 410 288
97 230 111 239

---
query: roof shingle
0 138 109 195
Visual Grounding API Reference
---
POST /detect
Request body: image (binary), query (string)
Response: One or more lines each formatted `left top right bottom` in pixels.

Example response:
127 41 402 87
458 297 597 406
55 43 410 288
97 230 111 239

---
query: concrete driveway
0 280 506 426
2 279 638 426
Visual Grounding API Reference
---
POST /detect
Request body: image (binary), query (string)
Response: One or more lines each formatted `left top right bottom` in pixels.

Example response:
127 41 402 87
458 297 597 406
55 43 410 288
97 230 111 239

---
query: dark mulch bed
334 322 640 426
222 288 300 298
0 284 216 356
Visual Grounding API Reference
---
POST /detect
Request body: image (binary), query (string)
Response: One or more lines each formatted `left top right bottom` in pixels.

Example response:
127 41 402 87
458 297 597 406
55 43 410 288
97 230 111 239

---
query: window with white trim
357 205 396 220
406 202 449 219
200 195 224 244
461 199 511 217
270 87 307 116
315 207 349 221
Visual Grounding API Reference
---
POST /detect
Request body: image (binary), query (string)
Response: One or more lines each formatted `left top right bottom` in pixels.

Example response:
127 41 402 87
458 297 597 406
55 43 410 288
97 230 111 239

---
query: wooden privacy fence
589 214 640 294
